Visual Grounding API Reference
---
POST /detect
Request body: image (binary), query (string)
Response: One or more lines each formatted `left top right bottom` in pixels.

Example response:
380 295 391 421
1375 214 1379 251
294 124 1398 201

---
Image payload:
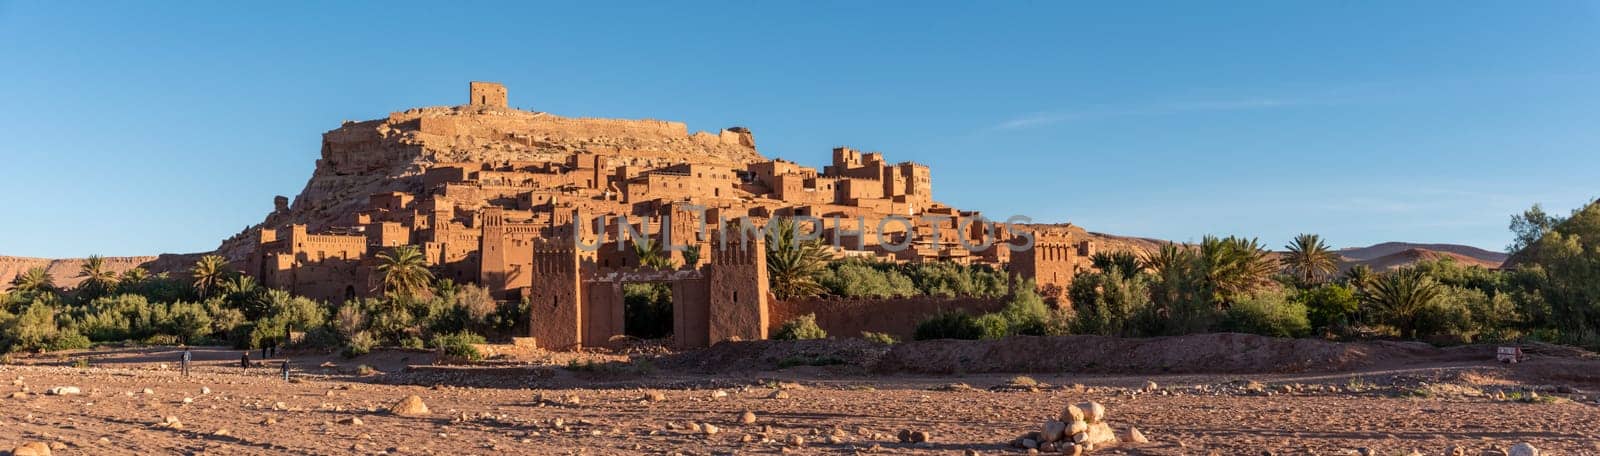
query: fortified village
238 82 1097 351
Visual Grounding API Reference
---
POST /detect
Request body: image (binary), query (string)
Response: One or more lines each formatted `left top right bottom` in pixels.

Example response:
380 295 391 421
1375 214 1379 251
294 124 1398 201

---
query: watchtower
469 81 508 108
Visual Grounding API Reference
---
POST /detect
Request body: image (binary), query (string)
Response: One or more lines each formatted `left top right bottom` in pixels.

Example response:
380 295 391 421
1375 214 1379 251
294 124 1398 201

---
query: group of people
178 345 291 381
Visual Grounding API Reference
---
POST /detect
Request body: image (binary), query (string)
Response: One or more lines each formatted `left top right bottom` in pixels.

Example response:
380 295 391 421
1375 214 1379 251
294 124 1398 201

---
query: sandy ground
3 344 1600 456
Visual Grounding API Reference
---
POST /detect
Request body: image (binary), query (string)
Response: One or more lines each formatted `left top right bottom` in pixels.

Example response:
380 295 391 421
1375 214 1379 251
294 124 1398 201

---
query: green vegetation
430 331 486 361
1282 233 1339 285
773 313 828 340
0 249 525 358
765 219 831 299
861 331 897 345
375 245 434 297
623 282 673 339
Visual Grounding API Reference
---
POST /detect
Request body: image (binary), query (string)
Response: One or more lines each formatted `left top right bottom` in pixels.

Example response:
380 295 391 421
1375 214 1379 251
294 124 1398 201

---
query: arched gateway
523 236 769 351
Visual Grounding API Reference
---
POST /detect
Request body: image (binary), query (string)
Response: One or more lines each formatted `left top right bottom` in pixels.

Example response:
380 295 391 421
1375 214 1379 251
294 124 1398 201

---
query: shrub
430 331 486 361
774 314 827 340
972 313 1011 340
399 336 425 349
1219 290 1311 338
49 331 92 351
454 284 498 329
142 334 179 346
4 303 62 352
333 301 369 338
300 327 342 349
1069 267 1152 336
1298 283 1359 332
820 260 917 298
861 331 897 345
342 331 375 358
914 310 984 340
164 301 212 344
998 284 1052 336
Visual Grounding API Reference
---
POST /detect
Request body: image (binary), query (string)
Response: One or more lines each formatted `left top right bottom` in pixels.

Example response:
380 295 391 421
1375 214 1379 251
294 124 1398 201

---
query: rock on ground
389 395 430 416
11 442 51 456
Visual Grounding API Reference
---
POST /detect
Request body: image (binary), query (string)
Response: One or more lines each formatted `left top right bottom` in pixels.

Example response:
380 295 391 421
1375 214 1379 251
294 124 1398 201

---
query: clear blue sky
3 1 1597 257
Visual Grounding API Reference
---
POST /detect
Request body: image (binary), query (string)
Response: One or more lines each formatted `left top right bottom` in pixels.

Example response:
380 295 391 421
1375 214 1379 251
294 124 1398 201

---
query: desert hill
0 256 155 292
1336 241 1507 265
1341 247 1502 271
0 253 206 292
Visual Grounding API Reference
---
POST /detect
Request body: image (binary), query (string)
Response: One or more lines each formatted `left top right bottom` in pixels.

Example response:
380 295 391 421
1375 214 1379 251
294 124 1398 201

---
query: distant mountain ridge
1337 242 1506 271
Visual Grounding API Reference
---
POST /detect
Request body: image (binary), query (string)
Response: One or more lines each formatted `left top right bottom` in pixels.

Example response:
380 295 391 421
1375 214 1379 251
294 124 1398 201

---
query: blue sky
2 1 1597 257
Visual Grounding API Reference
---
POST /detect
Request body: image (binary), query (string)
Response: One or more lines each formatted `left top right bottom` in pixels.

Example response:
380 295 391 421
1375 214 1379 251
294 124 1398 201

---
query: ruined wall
768 296 1006 341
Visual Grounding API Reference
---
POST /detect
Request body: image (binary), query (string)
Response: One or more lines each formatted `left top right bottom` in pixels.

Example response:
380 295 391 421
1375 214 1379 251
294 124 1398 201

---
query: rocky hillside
211 103 766 261
0 254 205 292
0 256 154 292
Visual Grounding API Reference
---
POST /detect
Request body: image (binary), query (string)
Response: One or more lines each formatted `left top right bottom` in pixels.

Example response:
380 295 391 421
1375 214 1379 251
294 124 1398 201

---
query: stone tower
469 81 508 108
707 236 769 344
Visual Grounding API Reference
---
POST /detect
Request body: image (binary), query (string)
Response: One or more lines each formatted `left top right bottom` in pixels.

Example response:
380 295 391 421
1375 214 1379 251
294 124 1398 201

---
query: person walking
180 346 192 377
280 359 291 382
240 351 251 369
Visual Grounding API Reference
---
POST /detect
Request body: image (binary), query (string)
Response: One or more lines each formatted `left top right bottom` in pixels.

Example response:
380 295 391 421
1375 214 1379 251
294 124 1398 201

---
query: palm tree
1199 235 1276 306
11 267 56 297
1342 264 1374 290
191 255 230 299
78 255 117 298
1282 234 1340 284
221 274 269 318
765 218 830 300
118 267 149 288
681 245 702 268
631 238 672 269
1140 243 1193 274
375 245 434 297
1090 251 1143 279
1363 268 1443 339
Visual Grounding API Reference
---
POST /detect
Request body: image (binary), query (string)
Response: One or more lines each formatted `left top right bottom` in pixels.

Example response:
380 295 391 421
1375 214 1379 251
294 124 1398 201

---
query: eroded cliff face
213 104 766 261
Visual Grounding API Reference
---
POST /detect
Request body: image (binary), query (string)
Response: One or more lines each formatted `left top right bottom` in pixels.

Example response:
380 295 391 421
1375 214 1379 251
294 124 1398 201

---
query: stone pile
1013 401 1147 454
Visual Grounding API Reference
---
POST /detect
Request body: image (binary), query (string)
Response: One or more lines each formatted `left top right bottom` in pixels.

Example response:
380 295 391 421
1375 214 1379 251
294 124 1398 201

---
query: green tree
1069 266 1152 336
190 255 230 299
1364 269 1444 339
77 255 118 299
1342 264 1375 291
765 219 830 300
631 238 672 269
1220 289 1310 338
375 245 434 297
1199 235 1277 306
10 267 56 299
1508 203 1560 253
1141 243 1217 335
1281 234 1340 285
681 245 702 268
1090 251 1143 279
1297 283 1360 332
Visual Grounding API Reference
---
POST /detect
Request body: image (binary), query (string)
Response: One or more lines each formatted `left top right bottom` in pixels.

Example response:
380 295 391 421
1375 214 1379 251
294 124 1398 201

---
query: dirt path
3 346 1599 455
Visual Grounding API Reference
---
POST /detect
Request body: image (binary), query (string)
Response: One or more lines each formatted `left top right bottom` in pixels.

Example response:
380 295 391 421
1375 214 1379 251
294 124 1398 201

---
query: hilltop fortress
233 82 1098 350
